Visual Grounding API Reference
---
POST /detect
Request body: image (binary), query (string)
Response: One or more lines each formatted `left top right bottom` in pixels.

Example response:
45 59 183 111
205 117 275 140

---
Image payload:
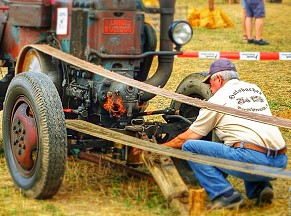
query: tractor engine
0 0 193 127
63 0 156 126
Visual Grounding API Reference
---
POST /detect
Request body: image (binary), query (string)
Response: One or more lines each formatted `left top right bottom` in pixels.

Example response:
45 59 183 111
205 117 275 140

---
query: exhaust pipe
140 0 176 102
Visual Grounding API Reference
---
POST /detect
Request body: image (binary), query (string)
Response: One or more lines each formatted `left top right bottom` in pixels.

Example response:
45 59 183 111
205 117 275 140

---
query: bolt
127 86 134 92
104 81 111 87
70 69 75 75
82 72 88 78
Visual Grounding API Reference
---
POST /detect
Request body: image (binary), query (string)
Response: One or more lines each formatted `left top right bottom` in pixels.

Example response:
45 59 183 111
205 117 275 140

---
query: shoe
255 186 274 206
247 39 254 44
254 39 270 45
208 191 245 210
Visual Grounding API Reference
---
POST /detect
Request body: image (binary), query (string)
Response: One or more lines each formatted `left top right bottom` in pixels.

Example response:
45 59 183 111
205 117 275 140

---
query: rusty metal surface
70 9 87 59
66 119 291 179
9 3 51 27
27 44 291 129
78 152 154 182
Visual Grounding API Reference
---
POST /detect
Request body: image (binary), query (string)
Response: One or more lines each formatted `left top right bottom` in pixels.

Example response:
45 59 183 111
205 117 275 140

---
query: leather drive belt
20 45 291 130
233 142 287 156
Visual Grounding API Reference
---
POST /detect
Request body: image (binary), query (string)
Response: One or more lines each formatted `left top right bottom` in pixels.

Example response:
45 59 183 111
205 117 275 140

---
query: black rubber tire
171 72 213 116
3 71 67 199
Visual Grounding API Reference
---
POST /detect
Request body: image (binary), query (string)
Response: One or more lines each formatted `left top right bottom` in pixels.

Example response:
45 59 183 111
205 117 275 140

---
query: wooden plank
142 152 189 215
66 120 291 179
26 44 291 129
189 188 205 216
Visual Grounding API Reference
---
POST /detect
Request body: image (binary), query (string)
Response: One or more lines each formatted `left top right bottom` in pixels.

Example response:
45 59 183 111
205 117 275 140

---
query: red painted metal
0 6 9 10
103 19 134 34
63 109 73 113
88 10 142 56
11 101 38 175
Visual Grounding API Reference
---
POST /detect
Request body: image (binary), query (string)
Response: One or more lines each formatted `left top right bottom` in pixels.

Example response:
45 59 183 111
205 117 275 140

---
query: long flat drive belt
26 44 291 129
22 44 291 179
66 119 291 179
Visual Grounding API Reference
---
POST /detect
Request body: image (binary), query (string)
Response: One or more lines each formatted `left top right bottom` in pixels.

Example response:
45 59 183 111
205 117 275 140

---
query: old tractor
0 0 214 211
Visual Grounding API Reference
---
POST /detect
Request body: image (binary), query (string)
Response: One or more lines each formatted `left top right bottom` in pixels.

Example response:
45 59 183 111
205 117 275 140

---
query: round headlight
168 20 193 47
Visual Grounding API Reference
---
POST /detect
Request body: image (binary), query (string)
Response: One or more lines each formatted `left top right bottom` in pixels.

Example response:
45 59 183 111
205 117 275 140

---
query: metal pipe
136 0 160 14
140 0 176 102
78 151 155 182
89 49 182 59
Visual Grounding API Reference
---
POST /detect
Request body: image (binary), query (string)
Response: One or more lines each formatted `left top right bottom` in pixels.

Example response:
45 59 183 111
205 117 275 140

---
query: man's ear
217 75 223 83
217 75 226 86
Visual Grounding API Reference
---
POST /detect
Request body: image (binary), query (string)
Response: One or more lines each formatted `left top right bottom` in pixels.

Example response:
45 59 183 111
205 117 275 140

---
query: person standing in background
241 0 247 42
245 0 269 45
209 0 214 11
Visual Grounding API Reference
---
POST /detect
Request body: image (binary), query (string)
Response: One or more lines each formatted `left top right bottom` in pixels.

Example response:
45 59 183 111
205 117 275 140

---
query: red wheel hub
11 102 38 174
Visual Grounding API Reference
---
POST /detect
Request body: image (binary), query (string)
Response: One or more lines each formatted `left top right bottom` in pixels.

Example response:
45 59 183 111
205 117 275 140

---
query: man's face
209 75 223 94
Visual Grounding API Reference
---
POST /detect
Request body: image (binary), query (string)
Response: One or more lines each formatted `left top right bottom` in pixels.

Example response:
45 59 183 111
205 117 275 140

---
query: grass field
1 0 291 215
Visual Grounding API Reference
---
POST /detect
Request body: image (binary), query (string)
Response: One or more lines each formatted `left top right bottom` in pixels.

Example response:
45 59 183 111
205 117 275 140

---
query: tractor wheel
2 71 67 199
170 72 214 185
171 72 212 118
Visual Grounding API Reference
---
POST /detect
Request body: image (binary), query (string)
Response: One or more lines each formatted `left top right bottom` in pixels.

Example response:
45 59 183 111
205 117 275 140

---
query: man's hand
161 129 203 149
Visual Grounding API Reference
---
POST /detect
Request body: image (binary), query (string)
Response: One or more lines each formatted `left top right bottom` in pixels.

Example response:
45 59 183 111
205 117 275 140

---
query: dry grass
0 154 177 216
1 0 291 215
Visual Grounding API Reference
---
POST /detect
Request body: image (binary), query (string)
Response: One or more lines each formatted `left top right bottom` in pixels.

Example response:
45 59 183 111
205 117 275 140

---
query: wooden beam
189 188 206 216
143 152 189 215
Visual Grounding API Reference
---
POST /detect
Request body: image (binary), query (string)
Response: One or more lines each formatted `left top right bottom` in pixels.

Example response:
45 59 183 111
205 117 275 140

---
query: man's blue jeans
182 140 288 201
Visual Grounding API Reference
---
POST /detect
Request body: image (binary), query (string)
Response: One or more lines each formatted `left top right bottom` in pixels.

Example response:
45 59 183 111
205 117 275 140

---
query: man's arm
161 129 203 149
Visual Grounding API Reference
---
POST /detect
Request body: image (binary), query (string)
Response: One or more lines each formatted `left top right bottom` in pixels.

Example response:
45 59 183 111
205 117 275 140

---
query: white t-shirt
189 79 286 149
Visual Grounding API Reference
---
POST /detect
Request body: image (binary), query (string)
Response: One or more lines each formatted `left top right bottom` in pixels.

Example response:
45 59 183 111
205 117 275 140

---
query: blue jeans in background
182 140 288 201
